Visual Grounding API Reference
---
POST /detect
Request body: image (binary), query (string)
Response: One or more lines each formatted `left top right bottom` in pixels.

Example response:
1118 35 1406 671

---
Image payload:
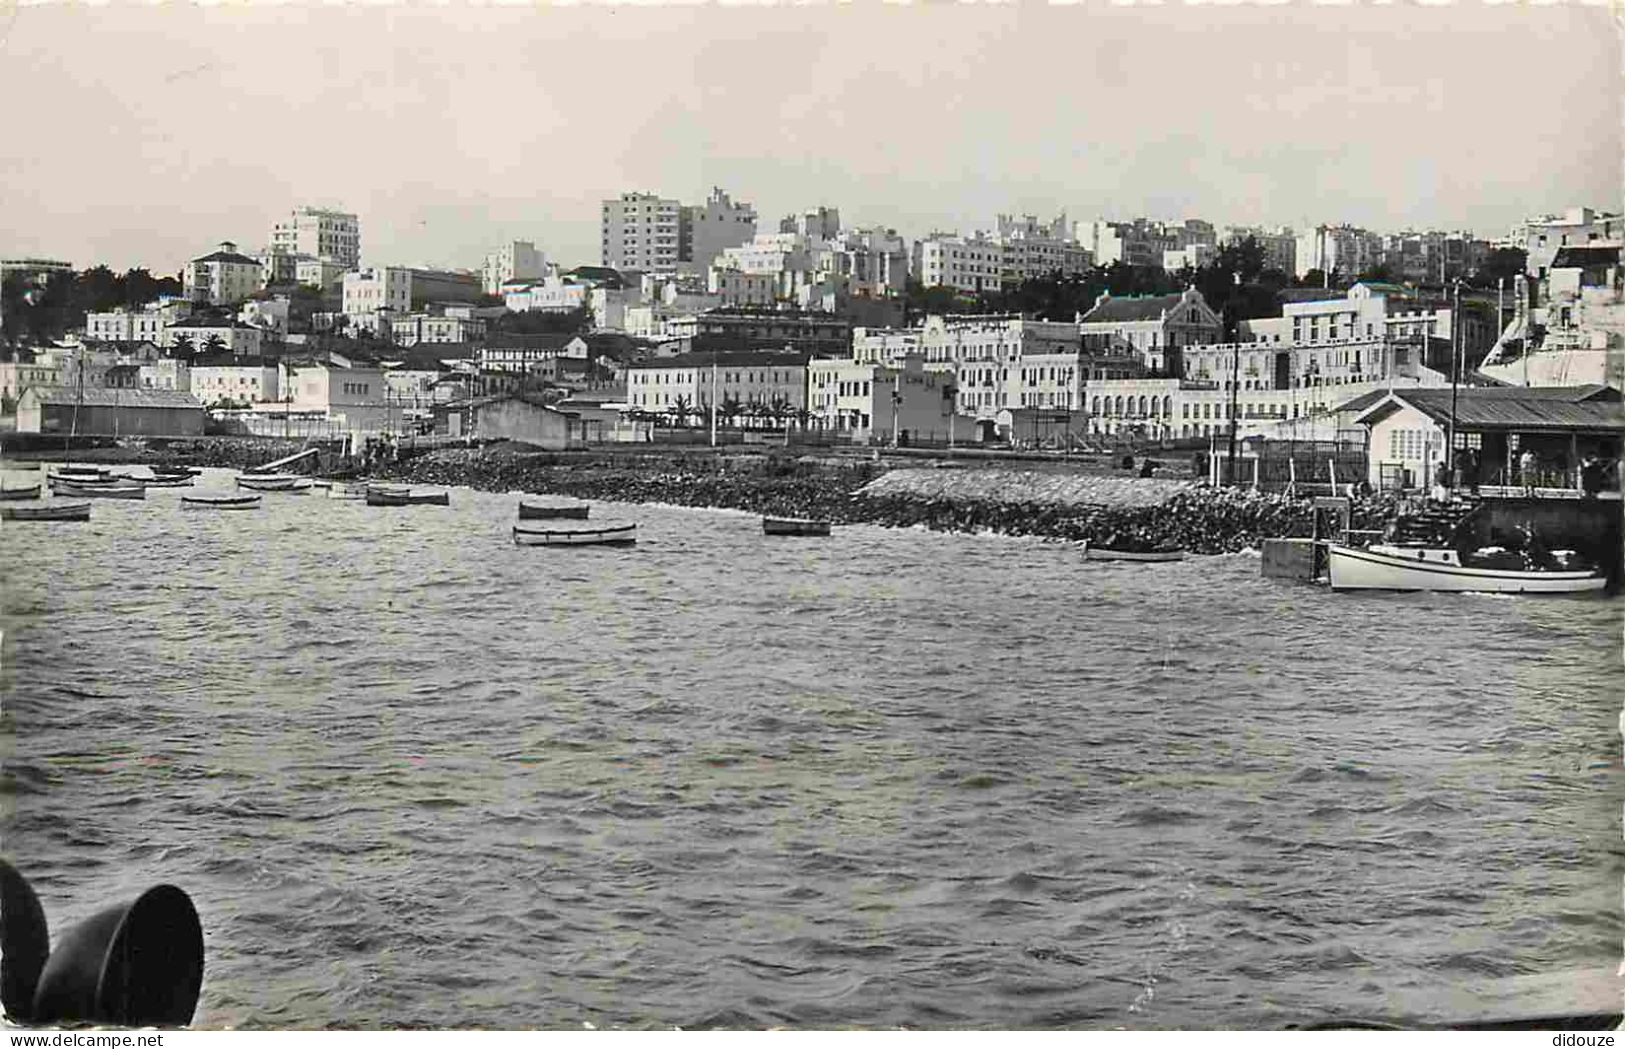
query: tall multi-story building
1221 226 1298 276
269 207 360 269
1518 207 1623 278
184 242 263 306
1295 224 1386 281
602 189 756 276
779 207 841 241
602 193 684 274
482 241 546 296
1078 219 1180 268
683 187 757 274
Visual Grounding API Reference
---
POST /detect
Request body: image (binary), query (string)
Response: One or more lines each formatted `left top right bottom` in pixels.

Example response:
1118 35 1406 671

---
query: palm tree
720 395 743 429
670 394 694 428
202 333 226 358
794 406 813 432
171 334 195 363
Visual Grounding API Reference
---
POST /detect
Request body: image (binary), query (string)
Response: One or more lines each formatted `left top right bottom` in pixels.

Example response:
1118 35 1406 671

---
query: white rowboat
513 523 637 547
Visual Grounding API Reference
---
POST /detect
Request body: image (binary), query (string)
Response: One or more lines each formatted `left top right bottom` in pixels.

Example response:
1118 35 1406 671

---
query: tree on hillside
490 307 590 335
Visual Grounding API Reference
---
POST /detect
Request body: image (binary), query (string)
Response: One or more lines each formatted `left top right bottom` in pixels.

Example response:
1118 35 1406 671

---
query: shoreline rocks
370 448 1393 555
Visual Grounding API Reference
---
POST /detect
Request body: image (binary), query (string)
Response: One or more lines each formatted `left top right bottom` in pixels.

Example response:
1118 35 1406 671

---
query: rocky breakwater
377 451 1397 555
374 447 883 518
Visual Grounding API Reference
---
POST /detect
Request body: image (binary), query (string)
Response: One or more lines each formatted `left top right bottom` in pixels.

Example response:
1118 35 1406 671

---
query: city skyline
3 2 1618 273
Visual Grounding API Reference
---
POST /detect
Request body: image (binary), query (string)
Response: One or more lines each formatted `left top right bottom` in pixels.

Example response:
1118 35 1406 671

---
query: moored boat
236 474 313 493
47 472 130 488
0 483 42 501
53 465 111 480
121 473 194 488
1 502 91 522
518 500 590 520
1082 541 1185 562
52 480 144 500
513 522 637 547
1326 543 1606 594
366 485 450 507
151 465 203 478
181 494 262 510
327 482 369 500
762 516 831 537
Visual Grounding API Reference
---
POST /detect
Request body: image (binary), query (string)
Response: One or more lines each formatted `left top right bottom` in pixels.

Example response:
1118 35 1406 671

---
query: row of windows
340 382 371 395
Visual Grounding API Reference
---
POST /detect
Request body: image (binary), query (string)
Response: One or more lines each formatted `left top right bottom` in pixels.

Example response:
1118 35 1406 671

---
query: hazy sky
2 2 1619 274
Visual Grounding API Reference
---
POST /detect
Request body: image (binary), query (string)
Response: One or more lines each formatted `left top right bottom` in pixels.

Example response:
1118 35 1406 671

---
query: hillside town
2 196 1621 496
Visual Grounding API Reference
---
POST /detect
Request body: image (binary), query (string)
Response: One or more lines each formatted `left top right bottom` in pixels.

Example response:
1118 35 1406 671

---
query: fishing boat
47 472 128 488
518 500 590 520
151 465 203 479
1082 540 1185 563
0 483 42 501
1 502 91 522
513 523 637 547
1326 543 1606 594
52 480 144 500
120 473 195 488
181 494 262 511
236 474 313 493
366 485 450 507
762 516 831 537
53 465 111 480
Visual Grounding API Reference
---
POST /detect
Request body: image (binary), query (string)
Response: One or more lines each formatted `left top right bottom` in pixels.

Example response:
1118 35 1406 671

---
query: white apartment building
601 192 683 274
852 314 1083 419
190 359 281 406
1520 207 1623 278
269 206 360 268
137 358 189 392
503 274 588 314
343 267 481 331
482 241 546 295
165 322 264 356
806 355 975 443
824 227 909 298
85 306 178 343
683 187 757 274
297 256 346 290
288 362 390 431
624 350 808 420
913 235 1003 293
1295 224 1386 280
184 242 263 306
239 298 290 336
1239 283 1454 349
390 313 487 346
780 207 842 240
707 268 779 308
1163 244 1217 271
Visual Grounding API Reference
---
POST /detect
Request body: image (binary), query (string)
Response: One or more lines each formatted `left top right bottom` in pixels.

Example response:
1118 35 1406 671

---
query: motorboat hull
367 486 449 506
513 524 637 547
1327 544 1606 594
0 484 42 501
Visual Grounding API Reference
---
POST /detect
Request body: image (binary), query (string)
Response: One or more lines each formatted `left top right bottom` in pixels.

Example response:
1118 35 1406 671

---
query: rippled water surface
2 467 1620 1029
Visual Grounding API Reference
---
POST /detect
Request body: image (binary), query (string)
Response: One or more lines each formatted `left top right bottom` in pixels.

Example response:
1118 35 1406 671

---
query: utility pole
709 357 717 447
1447 279 1461 489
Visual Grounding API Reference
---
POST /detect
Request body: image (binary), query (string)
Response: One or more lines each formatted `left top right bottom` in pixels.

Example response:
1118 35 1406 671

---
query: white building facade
269 207 360 269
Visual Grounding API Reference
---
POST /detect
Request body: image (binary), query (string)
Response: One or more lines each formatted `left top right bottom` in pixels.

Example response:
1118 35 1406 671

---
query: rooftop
626 349 811 371
1358 385 1623 432
1081 293 1186 323
23 387 205 409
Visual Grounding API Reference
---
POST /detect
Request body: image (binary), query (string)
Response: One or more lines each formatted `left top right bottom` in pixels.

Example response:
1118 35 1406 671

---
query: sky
1 1 1619 274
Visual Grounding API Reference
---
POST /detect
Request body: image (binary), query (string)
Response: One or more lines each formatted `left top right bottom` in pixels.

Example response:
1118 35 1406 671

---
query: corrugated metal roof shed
25 387 205 409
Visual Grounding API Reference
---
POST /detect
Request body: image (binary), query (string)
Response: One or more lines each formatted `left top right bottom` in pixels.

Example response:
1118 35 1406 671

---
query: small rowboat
54 466 111 479
182 494 262 510
328 482 369 501
1082 541 1185 563
367 486 450 507
1 502 91 522
47 472 130 487
518 500 590 520
763 516 831 537
151 466 203 478
53 481 144 500
121 474 195 488
0 483 42 501
1327 543 1606 594
513 523 637 547
236 474 313 493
